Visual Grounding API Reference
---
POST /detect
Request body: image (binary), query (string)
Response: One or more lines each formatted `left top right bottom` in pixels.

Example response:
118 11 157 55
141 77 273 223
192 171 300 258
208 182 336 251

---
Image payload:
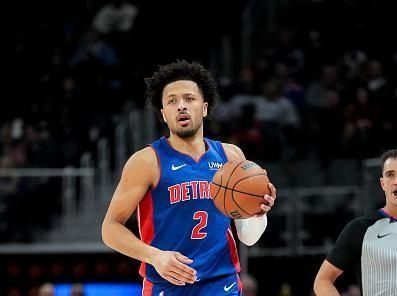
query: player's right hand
151 250 197 285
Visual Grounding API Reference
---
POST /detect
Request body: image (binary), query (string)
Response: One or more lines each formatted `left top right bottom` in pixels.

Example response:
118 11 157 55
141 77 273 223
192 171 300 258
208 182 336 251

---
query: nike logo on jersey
224 282 236 292
171 164 187 171
377 233 392 239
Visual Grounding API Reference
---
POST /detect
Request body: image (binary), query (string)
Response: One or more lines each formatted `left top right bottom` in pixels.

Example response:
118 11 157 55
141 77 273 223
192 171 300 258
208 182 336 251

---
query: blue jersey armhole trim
218 142 229 162
148 143 161 191
205 138 228 163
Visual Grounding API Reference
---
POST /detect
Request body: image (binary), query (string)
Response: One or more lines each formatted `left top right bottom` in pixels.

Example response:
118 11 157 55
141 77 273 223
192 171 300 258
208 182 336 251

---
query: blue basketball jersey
137 137 240 283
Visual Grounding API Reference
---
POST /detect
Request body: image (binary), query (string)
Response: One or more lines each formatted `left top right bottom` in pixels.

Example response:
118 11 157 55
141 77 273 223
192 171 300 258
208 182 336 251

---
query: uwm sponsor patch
208 161 223 170
168 181 212 204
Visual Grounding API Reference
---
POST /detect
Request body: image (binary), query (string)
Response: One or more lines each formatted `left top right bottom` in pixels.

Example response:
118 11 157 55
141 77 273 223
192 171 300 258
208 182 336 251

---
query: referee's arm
313 260 343 296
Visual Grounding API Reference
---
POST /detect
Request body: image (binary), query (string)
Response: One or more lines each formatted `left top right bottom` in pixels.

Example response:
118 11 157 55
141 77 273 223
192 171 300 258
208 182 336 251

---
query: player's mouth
392 190 397 197
177 113 191 126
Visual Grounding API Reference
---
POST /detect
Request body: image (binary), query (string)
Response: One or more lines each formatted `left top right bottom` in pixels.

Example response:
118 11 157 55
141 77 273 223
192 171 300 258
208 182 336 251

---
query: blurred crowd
6 254 139 296
8 0 395 171
7 0 397 170
212 53 396 166
4 0 397 242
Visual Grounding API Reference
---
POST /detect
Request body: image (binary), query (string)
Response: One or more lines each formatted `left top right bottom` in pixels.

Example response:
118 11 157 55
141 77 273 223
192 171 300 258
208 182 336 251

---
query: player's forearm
234 215 267 246
102 220 159 264
313 279 340 296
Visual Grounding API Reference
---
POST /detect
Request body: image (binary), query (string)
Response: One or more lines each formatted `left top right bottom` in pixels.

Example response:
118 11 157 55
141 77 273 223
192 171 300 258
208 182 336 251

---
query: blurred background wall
5 0 397 295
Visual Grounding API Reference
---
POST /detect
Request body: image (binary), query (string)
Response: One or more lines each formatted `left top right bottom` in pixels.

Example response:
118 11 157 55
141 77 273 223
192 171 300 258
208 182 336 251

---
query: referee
314 149 397 296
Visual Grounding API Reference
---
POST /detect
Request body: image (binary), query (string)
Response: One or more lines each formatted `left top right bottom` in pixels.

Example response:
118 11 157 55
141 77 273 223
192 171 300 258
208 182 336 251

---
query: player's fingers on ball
268 182 277 198
264 194 274 206
260 204 271 213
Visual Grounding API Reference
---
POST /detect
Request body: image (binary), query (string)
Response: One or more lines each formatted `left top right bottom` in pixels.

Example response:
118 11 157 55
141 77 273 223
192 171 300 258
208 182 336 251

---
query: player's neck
168 134 206 161
382 205 397 218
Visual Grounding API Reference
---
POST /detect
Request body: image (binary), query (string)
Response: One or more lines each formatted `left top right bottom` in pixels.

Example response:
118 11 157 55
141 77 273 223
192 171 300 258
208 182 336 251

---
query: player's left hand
256 182 276 217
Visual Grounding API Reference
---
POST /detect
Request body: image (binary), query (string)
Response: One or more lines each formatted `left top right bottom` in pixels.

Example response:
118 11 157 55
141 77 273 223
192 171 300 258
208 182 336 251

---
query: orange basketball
210 160 270 219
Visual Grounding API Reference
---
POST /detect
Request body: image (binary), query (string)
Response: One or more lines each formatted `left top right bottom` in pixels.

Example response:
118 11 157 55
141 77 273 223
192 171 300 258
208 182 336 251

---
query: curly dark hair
145 60 219 120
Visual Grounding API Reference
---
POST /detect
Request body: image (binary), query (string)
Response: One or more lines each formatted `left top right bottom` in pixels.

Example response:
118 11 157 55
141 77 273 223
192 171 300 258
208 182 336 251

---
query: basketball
210 160 270 219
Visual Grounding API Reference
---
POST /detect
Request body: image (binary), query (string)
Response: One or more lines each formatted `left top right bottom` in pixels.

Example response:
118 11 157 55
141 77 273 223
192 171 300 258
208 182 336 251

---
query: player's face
380 157 397 211
161 80 208 138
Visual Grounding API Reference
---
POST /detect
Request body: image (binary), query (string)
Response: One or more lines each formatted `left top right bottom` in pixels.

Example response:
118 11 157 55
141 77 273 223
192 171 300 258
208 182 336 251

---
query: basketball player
102 60 277 295
313 149 397 296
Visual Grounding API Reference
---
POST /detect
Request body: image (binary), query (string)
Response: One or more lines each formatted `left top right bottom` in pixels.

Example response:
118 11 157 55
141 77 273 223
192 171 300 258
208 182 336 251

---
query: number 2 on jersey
191 211 208 239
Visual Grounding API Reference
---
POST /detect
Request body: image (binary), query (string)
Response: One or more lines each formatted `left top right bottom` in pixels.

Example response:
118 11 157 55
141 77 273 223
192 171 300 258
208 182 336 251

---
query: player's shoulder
123 146 158 173
221 142 245 161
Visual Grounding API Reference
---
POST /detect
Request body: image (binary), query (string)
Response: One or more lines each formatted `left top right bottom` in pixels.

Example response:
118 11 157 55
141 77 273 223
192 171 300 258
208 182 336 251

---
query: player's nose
177 100 187 111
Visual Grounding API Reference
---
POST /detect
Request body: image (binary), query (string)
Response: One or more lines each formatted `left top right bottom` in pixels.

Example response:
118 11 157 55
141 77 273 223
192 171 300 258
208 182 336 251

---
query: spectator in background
364 60 396 151
256 78 301 161
366 60 388 98
343 87 376 158
71 30 118 68
274 62 305 113
306 64 343 109
25 124 55 168
92 0 140 66
216 66 259 122
270 29 305 74
70 283 84 296
343 49 367 79
305 30 328 80
92 0 139 35
229 103 264 160
313 88 345 172
37 283 54 296
306 64 345 172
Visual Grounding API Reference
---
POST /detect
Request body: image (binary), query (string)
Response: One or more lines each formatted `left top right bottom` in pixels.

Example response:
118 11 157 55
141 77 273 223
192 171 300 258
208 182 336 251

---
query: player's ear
203 102 208 117
380 177 385 192
161 109 167 123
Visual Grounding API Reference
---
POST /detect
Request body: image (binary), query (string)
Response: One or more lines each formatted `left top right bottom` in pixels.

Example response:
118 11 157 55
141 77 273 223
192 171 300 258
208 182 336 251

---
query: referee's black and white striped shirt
326 209 397 296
